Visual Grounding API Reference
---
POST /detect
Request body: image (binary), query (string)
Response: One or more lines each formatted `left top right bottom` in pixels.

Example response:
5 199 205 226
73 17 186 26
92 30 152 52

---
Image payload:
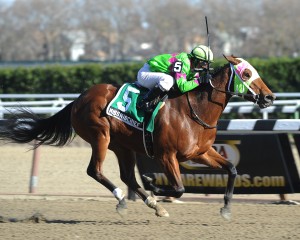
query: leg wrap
145 196 157 208
113 187 125 201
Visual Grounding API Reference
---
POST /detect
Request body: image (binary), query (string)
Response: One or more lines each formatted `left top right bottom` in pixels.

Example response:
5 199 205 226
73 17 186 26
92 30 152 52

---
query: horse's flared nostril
257 94 275 108
264 94 275 102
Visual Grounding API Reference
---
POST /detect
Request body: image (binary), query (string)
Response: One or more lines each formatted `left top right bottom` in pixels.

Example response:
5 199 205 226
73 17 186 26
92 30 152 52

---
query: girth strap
143 112 154 158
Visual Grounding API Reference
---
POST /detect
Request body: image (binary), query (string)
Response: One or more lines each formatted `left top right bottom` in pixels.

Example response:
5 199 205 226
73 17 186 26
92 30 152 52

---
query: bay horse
0 55 275 220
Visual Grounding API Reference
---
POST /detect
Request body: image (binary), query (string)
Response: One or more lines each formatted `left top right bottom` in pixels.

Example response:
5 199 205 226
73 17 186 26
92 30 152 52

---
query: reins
186 92 217 129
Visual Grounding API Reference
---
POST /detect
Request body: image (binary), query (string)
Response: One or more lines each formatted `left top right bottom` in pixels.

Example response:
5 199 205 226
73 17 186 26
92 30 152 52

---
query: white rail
0 93 299 119
0 95 77 118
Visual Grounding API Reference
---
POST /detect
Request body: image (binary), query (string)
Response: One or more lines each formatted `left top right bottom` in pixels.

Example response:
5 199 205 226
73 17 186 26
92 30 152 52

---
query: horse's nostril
264 95 275 102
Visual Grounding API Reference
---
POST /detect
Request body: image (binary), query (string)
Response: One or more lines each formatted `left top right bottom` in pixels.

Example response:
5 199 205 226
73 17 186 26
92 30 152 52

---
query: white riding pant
137 63 174 91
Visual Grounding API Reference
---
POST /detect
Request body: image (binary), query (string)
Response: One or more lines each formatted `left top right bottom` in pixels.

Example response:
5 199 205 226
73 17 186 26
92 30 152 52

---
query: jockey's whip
205 16 210 64
205 16 213 83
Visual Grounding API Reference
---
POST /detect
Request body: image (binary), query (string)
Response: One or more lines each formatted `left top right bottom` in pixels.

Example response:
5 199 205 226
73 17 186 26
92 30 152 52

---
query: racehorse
0 55 275 220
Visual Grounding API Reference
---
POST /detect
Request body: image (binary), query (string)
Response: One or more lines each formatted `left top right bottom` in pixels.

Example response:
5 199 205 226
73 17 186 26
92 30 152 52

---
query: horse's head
223 55 275 108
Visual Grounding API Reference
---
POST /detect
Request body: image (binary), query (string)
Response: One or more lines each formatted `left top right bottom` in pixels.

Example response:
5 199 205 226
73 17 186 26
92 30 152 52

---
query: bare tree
0 0 78 60
197 0 299 57
0 0 299 61
144 0 204 54
258 0 300 57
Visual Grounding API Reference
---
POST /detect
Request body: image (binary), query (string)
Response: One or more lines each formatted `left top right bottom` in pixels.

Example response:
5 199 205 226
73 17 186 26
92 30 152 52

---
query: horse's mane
211 62 230 77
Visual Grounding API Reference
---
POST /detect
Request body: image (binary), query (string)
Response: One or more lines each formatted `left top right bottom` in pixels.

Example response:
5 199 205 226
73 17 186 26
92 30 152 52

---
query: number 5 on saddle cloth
106 83 167 157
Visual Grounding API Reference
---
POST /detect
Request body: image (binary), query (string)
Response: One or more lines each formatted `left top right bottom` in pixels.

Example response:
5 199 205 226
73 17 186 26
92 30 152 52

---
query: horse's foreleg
220 161 237 220
132 186 169 217
142 173 185 198
143 154 185 198
192 147 237 220
144 195 170 217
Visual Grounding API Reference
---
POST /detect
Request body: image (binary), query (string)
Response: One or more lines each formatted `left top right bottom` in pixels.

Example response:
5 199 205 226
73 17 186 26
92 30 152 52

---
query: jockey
136 45 214 112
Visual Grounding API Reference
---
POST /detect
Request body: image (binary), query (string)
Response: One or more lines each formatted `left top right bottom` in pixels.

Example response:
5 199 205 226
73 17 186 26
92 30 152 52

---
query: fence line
0 92 299 119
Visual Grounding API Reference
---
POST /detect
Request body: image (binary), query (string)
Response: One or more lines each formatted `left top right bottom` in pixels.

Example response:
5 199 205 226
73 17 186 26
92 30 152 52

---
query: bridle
186 63 260 129
209 64 259 103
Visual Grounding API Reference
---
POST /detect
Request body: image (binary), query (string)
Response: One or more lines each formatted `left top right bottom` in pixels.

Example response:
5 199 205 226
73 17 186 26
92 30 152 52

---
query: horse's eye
242 70 252 81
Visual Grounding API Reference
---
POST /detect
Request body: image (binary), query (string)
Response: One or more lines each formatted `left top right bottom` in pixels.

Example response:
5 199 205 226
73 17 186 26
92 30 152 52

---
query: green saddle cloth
106 83 163 132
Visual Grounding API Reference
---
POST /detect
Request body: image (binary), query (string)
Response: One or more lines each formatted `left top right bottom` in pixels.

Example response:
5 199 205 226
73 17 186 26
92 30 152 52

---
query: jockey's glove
199 73 212 84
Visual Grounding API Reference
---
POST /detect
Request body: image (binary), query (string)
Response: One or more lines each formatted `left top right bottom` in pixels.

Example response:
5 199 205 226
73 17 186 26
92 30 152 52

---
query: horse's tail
0 102 74 148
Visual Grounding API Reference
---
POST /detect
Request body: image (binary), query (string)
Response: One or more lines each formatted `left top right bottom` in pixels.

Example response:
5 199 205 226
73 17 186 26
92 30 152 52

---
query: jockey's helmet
190 45 214 63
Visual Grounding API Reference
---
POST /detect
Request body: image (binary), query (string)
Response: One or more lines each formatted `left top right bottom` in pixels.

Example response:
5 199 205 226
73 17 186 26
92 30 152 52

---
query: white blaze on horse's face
231 58 260 95
235 58 260 82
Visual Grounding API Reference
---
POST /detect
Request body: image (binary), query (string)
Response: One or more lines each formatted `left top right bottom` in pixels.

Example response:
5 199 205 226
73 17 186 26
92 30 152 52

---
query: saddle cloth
106 83 163 132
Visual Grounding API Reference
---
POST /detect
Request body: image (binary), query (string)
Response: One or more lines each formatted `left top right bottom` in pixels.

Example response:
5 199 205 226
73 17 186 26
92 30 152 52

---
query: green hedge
0 58 299 94
0 62 142 94
250 57 300 93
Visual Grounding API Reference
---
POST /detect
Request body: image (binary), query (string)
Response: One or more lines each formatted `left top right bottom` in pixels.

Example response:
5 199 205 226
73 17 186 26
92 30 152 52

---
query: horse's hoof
155 205 169 217
220 207 231 220
116 206 128 216
116 198 128 216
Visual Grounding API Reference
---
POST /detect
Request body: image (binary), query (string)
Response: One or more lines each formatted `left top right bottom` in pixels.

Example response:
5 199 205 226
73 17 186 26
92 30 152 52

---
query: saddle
106 83 168 158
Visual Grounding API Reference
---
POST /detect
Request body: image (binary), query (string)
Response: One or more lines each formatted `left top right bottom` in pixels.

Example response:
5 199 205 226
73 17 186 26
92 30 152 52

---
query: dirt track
1 197 300 240
1 140 300 240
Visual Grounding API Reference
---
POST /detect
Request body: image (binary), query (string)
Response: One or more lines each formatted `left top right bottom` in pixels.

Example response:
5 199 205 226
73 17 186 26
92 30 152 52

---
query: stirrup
137 84 164 112
137 100 154 112
144 101 155 112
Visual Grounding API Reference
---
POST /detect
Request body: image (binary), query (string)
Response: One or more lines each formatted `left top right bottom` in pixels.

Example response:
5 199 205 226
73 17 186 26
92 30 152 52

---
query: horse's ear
223 54 241 65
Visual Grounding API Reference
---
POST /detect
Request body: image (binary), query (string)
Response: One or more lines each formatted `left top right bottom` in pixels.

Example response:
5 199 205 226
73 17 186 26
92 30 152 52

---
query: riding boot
137 85 165 112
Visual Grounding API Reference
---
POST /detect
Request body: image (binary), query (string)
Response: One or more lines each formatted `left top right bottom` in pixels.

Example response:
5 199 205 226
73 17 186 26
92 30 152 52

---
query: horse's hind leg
87 139 128 215
112 147 169 217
